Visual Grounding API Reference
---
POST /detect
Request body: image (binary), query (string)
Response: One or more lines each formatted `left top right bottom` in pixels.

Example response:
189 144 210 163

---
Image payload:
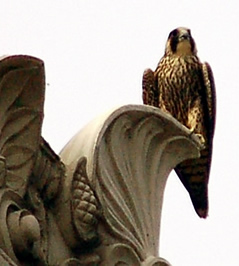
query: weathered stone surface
59 104 201 265
0 55 202 265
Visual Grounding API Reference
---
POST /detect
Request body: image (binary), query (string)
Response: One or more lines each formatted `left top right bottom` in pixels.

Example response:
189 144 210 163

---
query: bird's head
165 27 197 56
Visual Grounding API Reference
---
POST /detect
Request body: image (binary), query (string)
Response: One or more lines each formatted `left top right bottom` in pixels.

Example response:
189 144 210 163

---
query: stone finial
0 55 202 265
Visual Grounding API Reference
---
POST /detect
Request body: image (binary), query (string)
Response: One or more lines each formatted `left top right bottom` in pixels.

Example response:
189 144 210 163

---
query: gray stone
0 55 201 265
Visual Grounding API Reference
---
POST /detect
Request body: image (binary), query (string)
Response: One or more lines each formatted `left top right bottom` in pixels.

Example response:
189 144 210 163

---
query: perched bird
142 27 216 218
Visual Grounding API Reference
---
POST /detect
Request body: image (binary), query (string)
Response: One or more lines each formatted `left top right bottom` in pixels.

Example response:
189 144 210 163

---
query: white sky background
0 1 238 265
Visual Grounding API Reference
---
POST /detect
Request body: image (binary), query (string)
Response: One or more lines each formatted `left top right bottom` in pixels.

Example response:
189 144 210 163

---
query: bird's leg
187 104 206 146
189 127 206 148
189 127 205 144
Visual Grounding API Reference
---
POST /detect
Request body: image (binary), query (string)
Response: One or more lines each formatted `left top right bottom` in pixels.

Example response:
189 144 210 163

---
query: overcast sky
1 1 238 265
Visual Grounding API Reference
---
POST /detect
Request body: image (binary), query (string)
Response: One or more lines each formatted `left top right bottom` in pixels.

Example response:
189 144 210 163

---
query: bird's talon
195 133 205 143
189 131 206 148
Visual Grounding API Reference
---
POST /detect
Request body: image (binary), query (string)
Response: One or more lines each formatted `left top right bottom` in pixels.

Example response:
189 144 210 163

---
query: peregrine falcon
142 27 216 218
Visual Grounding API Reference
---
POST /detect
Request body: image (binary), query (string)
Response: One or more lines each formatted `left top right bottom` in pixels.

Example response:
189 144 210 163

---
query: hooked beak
179 32 191 41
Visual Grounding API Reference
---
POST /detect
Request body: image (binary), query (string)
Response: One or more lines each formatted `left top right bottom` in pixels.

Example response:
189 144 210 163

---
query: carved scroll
59 105 201 265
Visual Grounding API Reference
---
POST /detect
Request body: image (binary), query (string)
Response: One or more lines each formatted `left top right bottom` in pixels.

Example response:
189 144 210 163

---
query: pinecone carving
71 157 99 245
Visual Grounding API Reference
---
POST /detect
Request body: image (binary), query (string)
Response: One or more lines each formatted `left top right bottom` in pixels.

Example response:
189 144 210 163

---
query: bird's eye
170 29 178 37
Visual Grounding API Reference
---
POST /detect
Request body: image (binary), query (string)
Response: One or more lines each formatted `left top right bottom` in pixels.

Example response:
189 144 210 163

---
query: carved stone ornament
0 55 202 265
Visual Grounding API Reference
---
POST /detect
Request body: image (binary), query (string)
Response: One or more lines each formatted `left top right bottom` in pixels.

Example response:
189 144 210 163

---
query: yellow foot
189 129 206 148
195 133 205 145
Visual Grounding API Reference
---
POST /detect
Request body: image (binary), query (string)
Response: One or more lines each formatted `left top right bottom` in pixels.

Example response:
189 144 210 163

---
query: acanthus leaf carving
93 108 200 261
60 105 201 265
0 56 45 197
